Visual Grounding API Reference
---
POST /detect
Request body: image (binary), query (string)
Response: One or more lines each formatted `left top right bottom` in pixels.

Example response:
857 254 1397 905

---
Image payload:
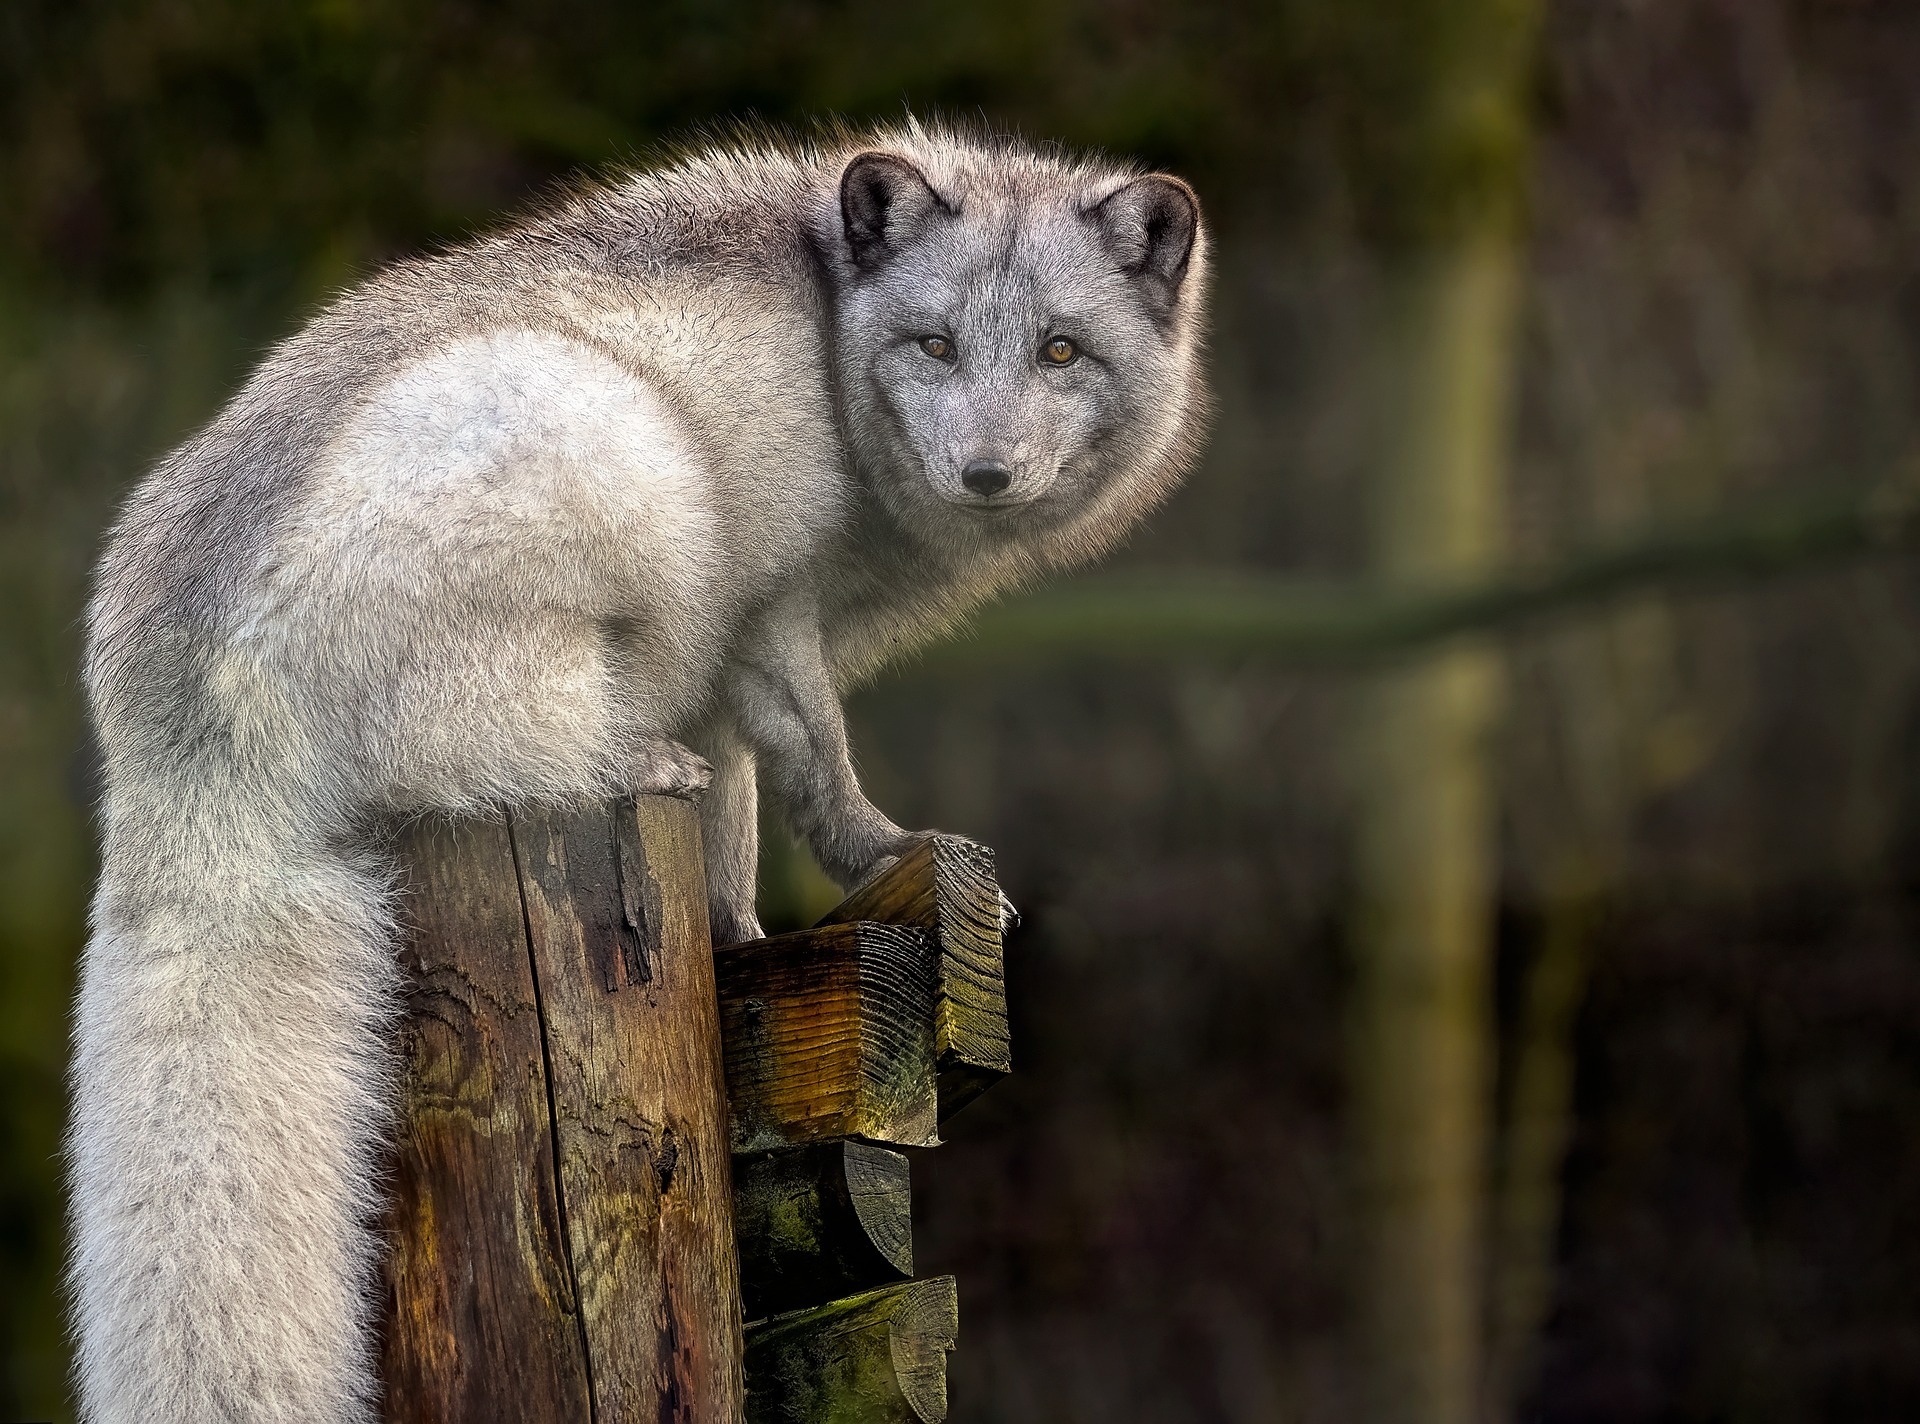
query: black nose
962 459 1012 497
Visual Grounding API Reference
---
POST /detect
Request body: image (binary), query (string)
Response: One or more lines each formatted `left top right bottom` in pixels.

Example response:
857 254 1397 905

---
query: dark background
5 2 1920 1420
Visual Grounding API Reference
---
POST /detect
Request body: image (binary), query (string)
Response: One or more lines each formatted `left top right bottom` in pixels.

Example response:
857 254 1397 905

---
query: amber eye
918 335 953 360
1042 336 1078 365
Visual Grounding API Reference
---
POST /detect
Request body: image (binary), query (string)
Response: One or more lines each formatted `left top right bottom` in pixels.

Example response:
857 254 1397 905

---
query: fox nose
961 459 1012 497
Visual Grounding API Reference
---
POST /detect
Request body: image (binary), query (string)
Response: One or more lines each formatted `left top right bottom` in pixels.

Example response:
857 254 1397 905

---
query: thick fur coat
72 122 1209 1421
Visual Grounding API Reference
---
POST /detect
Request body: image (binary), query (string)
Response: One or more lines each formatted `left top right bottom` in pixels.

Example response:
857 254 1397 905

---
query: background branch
915 482 1920 669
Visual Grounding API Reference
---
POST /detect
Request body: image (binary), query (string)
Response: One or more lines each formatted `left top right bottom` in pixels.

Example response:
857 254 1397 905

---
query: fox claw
998 889 1021 935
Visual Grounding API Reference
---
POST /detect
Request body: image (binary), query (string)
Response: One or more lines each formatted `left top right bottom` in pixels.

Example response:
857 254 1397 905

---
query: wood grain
380 815 592 1424
716 924 939 1153
734 1142 913 1321
819 837 1009 1119
744 1277 958 1424
511 796 746 1423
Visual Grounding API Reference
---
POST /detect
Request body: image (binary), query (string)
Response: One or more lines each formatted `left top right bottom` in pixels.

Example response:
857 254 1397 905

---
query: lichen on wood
744 1277 958 1424
734 1141 913 1320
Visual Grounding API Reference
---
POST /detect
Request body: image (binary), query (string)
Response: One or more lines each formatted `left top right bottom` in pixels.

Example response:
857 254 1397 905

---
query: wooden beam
735 1142 913 1321
819 837 1009 1118
744 1277 958 1424
717 924 939 1153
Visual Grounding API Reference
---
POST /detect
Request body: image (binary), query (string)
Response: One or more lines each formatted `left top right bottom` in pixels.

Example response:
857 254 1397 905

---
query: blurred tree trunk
1349 234 1521 1424
1344 6 1541 1418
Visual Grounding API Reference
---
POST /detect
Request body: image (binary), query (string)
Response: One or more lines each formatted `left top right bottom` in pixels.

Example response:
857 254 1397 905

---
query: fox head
826 135 1209 567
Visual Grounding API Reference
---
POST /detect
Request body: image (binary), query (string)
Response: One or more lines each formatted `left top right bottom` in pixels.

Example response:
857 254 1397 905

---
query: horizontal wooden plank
735 1142 913 1321
717 923 939 1152
744 1277 958 1424
819 836 1009 1120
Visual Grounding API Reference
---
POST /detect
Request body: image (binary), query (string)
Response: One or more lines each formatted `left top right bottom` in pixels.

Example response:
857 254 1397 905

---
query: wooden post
380 796 745 1424
380 814 1007 1424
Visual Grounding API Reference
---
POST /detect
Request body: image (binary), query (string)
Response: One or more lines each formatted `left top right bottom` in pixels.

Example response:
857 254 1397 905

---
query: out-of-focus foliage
1 0 1283 297
0 0 1565 299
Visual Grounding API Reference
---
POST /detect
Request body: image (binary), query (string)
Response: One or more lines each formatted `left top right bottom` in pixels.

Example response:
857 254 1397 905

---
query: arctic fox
72 122 1208 1422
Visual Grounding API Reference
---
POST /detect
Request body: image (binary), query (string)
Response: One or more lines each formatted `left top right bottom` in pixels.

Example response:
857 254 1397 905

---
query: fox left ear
841 152 950 271
1087 175 1199 320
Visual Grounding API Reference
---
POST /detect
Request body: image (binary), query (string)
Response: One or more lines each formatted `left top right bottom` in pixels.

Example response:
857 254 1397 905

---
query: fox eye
1041 336 1078 366
918 335 954 360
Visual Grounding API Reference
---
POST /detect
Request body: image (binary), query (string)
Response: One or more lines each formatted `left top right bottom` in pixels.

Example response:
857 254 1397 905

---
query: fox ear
841 152 948 270
1087 175 1199 319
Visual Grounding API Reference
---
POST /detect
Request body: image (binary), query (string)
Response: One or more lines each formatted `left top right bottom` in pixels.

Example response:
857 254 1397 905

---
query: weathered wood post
381 795 744 1423
380 799 1009 1424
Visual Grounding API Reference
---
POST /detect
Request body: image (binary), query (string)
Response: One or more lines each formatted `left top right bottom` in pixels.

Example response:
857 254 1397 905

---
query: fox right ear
841 152 948 270
1086 175 1200 323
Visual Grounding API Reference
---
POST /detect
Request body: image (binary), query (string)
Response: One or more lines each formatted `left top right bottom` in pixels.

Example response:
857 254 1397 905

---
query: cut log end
734 1141 914 1320
718 922 941 1152
745 1276 958 1424
819 835 1010 1120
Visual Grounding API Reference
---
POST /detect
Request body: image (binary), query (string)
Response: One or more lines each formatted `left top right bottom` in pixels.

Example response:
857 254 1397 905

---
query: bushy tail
68 783 400 1424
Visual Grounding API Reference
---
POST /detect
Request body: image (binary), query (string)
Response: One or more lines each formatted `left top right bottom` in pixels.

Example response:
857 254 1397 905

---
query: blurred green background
5 2 1920 1420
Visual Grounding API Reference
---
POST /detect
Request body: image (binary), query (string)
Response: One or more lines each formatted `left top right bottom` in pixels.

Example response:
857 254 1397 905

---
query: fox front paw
627 738 713 800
